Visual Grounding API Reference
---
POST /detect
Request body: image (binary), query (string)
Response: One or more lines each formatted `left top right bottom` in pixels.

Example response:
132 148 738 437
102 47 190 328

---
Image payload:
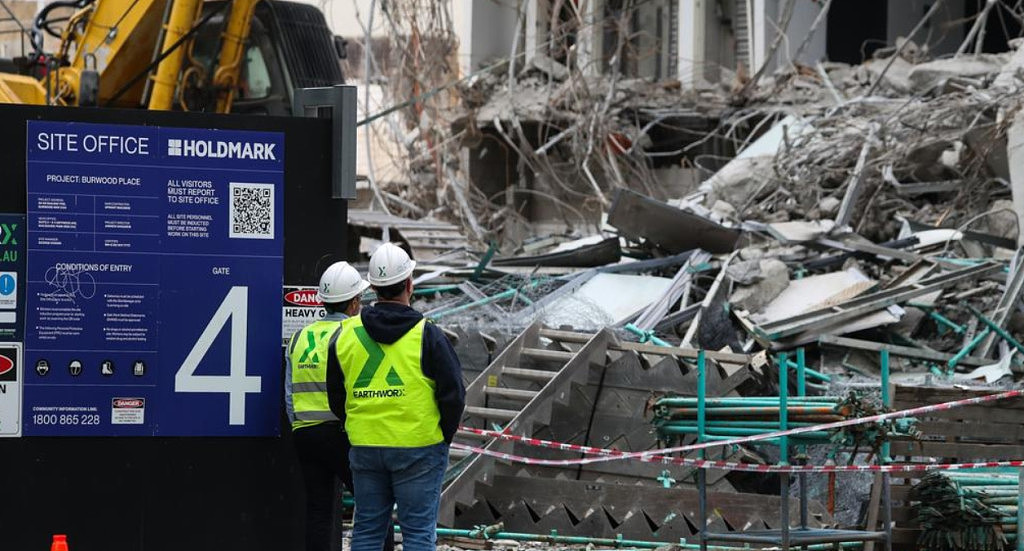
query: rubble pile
351 5 1024 550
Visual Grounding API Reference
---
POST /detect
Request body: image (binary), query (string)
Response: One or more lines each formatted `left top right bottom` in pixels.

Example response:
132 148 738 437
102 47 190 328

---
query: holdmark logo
167 139 277 161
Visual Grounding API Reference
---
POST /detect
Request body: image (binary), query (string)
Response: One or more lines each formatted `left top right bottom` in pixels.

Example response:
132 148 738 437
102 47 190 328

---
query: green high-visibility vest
288 319 344 430
334 315 443 447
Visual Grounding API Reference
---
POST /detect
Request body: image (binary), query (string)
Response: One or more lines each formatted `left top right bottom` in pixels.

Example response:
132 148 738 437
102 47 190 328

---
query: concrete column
525 0 541 62
678 0 707 87
577 0 603 75
751 0 769 75
455 0 474 77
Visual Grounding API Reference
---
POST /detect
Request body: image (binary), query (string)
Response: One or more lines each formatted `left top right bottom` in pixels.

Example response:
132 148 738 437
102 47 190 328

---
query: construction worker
330 242 466 551
286 261 394 551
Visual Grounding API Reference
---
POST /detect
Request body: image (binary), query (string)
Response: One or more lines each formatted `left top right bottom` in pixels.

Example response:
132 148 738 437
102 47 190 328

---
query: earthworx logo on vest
166 138 278 161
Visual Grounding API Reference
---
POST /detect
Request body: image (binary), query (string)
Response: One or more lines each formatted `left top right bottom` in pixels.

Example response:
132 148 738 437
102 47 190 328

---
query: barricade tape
452 388 1024 473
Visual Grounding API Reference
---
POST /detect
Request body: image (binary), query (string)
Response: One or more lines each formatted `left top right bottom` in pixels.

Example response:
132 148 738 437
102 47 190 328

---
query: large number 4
175 286 261 425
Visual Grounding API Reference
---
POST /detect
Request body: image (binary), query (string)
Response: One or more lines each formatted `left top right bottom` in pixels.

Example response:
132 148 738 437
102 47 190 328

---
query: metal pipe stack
911 470 1024 551
651 396 846 446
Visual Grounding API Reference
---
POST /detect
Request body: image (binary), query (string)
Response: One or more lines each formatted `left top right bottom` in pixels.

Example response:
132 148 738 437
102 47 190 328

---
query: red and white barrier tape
452 388 1024 473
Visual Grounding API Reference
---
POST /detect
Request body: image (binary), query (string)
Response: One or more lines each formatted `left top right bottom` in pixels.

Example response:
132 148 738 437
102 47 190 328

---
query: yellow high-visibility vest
288 320 343 430
334 315 443 447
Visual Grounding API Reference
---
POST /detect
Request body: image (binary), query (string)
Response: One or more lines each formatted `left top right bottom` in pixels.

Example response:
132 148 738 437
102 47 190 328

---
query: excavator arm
0 0 261 112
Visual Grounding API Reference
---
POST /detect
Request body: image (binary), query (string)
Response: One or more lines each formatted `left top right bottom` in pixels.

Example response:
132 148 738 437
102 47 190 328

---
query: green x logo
298 329 330 363
0 224 17 245
353 327 404 388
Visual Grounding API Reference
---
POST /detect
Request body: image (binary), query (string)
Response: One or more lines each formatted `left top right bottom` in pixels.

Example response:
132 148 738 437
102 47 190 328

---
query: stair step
464 405 519 422
503 367 557 381
484 386 539 401
538 328 592 343
521 347 574 362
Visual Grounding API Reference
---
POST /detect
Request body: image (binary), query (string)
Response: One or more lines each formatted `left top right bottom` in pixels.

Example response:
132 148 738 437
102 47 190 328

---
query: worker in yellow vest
286 261 393 551
330 243 465 551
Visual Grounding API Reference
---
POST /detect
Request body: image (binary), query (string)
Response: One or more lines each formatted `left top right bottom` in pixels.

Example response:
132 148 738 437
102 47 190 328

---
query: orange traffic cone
51 535 68 551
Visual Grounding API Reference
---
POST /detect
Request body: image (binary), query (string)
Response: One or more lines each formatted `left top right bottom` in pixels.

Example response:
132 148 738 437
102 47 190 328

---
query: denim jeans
349 443 448 551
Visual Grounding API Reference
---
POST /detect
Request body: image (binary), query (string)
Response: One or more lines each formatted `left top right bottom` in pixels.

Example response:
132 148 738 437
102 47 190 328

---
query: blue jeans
349 443 448 551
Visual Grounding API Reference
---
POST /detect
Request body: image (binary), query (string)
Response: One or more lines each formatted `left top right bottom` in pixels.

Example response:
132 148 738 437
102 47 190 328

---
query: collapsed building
343 1 1024 550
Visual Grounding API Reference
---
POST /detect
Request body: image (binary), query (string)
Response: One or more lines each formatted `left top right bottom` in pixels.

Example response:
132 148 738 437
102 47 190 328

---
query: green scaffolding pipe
657 426 832 439
779 351 789 464
432 289 516 320
947 328 991 368
948 477 1022 486
657 397 839 406
969 305 1024 355
432 528 864 550
909 303 966 334
1018 467 1023 551
412 285 461 296
784 360 833 383
660 406 841 416
697 349 706 461
658 420 822 429
796 348 806 396
624 323 671 347
881 348 891 462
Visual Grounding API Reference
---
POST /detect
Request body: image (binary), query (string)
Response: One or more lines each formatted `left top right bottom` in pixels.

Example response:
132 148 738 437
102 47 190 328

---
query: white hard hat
368 242 416 286
318 261 370 303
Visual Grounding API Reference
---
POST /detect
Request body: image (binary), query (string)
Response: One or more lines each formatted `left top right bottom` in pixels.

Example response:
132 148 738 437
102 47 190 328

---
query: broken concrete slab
703 156 776 208
908 54 1009 92
859 56 914 93
766 220 836 243
541 272 673 329
728 258 790 313
608 189 740 254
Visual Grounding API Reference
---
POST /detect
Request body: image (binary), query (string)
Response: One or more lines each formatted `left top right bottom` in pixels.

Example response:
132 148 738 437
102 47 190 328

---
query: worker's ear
405 278 414 296
347 296 361 316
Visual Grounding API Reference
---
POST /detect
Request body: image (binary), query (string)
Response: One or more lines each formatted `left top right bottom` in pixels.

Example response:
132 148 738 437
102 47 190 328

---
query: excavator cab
186 1 346 115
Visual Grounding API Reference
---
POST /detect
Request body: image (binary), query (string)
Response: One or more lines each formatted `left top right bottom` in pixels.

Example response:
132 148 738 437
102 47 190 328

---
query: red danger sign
0 354 12 377
284 290 321 307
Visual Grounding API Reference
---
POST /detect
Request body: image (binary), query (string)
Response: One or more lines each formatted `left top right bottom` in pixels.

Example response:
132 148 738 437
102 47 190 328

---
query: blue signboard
23 121 284 436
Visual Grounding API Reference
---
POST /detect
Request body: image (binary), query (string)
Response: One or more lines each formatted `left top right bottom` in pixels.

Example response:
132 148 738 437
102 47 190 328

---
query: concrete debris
703 156 776 209
355 4 1024 548
907 54 1010 92
727 258 790 313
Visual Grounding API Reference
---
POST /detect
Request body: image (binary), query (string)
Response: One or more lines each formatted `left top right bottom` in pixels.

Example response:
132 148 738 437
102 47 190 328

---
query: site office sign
23 121 284 436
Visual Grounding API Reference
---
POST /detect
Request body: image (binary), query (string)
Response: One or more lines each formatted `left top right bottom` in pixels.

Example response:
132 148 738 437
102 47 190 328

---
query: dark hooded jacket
327 302 466 444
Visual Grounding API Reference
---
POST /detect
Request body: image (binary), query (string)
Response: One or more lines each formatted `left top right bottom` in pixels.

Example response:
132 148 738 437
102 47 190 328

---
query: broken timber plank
754 262 1001 341
818 335 991 367
538 328 750 364
834 125 876 229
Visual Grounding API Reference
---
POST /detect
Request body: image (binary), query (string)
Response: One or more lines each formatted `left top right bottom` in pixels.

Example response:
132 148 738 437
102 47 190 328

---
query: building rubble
344 4 1024 551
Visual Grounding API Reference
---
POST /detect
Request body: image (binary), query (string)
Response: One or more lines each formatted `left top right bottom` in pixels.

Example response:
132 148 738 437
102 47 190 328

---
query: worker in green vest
330 243 465 551
286 261 393 551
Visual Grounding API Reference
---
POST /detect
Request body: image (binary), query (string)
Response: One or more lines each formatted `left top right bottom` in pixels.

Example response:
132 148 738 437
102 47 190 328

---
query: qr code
229 182 275 239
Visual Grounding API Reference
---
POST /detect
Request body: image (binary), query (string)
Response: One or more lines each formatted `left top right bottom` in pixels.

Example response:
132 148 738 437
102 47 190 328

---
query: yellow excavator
0 0 346 114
